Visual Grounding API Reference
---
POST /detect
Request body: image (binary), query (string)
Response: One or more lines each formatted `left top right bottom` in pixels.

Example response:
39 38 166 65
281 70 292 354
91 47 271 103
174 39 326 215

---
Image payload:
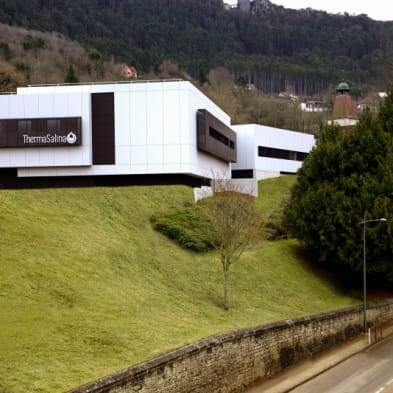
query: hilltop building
330 81 357 127
235 0 273 14
238 0 251 12
0 79 315 193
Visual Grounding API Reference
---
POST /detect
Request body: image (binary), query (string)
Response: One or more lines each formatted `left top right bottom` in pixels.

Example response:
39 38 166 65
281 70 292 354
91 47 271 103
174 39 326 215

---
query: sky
226 0 393 21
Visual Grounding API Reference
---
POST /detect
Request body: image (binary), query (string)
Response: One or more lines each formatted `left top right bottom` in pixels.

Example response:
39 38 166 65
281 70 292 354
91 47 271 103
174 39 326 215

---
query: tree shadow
289 242 360 299
289 242 393 302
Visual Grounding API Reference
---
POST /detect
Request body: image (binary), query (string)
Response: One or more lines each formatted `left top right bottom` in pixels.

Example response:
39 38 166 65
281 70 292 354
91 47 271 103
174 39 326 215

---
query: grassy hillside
255 175 296 217
0 178 359 393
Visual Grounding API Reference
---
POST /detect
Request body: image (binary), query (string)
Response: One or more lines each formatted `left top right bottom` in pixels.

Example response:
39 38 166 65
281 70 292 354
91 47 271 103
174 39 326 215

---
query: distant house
123 65 138 79
300 100 328 112
356 92 387 113
356 100 377 112
246 83 257 91
278 91 298 100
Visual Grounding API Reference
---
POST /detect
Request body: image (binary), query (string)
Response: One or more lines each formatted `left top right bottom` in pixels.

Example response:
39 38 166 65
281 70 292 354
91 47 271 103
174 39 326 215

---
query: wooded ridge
0 0 392 94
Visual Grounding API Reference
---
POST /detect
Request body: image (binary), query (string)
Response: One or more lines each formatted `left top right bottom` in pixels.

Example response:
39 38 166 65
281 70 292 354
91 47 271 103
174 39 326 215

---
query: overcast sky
226 1 393 21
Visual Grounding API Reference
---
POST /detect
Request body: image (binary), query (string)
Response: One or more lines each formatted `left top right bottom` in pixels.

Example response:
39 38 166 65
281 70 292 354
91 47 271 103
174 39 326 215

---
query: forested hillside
0 22 327 132
0 0 392 95
0 23 124 91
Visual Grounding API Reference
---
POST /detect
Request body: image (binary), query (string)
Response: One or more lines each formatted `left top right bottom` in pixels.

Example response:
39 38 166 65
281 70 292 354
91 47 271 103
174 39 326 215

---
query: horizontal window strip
258 146 308 161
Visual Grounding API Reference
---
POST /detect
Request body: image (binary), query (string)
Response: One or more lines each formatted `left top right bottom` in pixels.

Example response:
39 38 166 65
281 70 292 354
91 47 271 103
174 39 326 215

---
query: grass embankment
0 178 358 393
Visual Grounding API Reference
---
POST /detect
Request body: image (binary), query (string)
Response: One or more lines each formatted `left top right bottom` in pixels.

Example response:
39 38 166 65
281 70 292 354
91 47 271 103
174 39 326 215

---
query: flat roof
25 78 184 88
1 79 185 95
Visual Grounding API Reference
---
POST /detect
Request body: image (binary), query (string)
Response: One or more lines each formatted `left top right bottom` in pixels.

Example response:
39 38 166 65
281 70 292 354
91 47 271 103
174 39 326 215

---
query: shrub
0 61 26 91
264 193 291 240
88 51 101 61
151 205 218 252
23 35 45 50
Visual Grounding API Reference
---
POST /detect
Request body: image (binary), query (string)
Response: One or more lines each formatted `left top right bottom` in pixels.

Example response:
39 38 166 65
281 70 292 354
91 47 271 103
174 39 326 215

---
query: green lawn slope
254 175 297 216
0 178 358 393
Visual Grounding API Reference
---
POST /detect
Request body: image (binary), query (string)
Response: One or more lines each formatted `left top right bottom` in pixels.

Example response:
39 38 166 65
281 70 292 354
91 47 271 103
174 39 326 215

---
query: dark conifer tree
64 65 79 84
285 98 393 282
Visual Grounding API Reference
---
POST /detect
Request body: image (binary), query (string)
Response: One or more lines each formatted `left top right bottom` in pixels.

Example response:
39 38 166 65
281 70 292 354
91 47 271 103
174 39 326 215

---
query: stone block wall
66 299 393 393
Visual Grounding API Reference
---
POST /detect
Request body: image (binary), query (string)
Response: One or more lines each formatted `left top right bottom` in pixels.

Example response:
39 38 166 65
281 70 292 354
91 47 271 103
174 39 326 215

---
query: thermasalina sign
0 117 82 147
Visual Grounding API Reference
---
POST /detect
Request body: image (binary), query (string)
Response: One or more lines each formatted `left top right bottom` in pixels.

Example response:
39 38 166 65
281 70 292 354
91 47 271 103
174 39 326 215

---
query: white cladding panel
9 95 25 117
16 81 232 178
146 90 164 145
231 124 256 170
257 124 314 152
38 94 54 116
0 92 90 168
115 92 131 146
255 157 302 174
130 91 147 146
232 124 315 176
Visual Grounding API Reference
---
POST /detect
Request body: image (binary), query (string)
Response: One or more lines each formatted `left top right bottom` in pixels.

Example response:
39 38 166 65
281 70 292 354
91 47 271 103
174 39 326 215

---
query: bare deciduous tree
203 189 262 310
0 61 25 91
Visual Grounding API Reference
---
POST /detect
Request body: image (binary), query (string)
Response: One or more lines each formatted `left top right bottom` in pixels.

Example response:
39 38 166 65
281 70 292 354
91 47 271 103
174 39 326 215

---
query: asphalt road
290 335 393 393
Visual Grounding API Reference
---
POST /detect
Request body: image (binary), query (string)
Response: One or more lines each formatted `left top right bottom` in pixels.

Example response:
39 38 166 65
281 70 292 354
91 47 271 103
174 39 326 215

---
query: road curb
283 329 393 392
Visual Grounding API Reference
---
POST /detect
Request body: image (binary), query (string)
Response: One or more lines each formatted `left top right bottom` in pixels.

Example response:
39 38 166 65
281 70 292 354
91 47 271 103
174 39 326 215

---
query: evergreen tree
198 69 208 86
64 65 78 83
378 86 393 133
285 103 393 282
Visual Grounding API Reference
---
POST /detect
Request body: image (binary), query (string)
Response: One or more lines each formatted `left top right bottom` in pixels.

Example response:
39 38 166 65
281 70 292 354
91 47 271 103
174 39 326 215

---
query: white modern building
0 80 235 188
0 79 315 190
232 124 315 180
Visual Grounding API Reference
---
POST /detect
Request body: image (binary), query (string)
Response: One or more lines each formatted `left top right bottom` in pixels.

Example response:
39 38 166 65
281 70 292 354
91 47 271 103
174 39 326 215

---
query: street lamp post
358 213 387 333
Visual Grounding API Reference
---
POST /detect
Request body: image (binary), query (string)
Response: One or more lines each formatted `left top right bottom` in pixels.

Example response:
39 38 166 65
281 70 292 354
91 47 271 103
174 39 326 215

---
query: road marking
376 388 385 393
388 379 393 385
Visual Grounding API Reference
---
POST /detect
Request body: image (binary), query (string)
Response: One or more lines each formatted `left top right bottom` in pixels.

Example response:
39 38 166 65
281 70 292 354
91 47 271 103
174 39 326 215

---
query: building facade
0 79 315 190
0 80 235 187
232 124 315 180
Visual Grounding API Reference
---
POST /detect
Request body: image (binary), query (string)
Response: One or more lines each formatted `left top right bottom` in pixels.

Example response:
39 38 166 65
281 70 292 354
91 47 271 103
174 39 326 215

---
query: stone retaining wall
66 299 393 393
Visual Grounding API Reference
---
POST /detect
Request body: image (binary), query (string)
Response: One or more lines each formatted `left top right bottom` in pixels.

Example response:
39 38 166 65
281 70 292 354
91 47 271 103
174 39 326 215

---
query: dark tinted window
92 93 115 165
258 146 308 161
209 126 235 150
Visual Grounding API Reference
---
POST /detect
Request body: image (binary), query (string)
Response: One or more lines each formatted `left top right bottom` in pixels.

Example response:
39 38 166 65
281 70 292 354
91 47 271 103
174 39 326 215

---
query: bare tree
0 61 26 92
203 189 262 310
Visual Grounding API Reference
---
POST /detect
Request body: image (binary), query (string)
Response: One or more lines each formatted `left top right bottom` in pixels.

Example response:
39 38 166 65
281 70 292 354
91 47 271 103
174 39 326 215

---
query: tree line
0 0 392 94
